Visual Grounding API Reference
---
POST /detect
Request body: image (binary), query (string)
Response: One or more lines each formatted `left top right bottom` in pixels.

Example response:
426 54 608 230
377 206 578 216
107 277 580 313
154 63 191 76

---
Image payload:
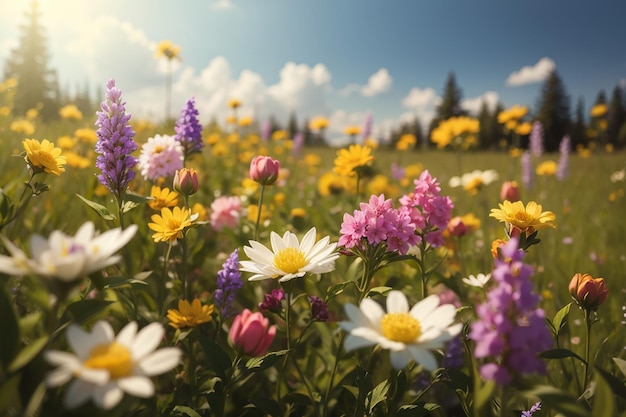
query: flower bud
229 309 276 357
447 216 468 237
173 168 199 195
500 181 520 202
250 155 280 185
568 273 608 311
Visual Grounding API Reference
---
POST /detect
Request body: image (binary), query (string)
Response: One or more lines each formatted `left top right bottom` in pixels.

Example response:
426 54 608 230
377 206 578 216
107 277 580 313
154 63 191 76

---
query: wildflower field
0 80 625 417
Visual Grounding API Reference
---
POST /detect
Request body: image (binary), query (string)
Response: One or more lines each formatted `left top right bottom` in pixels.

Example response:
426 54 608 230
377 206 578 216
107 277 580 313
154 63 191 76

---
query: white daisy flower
340 291 462 370
137 134 184 180
0 222 137 282
240 227 339 282
461 273 491 288
610 168 625 183
449 169 499 194
45 320 182 410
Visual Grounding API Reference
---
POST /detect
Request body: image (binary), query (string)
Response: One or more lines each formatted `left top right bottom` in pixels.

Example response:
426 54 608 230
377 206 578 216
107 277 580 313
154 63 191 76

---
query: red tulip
229 309 276 357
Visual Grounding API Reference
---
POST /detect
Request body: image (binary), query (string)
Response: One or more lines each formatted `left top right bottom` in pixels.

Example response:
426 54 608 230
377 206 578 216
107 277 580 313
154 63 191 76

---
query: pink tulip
250 156 280 185
447 216 468 237
229 309 276 357
173 168 199 195
568 273 608 311
499 181 520 202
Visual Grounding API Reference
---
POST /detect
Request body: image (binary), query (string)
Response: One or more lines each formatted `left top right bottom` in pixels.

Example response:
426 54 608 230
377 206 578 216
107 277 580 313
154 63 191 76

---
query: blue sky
1 0 625 143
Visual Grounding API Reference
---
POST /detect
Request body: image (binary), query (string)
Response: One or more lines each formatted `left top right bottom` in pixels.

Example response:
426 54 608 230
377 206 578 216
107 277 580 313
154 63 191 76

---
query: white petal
407 345 438 371
131 322 164 360
137 347 182 376
117 376 154 397
78 367 110 385
409 295 440 322
389 350 412 369
46 367 74 387
116 321 138 347
67 322 110 359
386 291 409 314
93 382 124 410
344 334 376 351
419 304 457 332
269 231 288 253
298 227 317 253
64 379 93 409
44 350 80 367
359 298 385 327
74 222 95 243
343 304 371 328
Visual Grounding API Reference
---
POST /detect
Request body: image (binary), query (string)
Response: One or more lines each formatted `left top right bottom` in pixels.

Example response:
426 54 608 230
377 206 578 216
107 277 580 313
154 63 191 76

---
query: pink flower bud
447 216 467 237
500 181 520 202
173 168 199 195
250 156 280 185
568 273 608 311
229 309 276 357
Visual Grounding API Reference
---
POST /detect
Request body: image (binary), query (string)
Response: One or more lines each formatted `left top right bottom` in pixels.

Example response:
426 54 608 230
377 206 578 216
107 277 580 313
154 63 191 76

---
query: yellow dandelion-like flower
228 98 241 109
333 144 374 177
154 40 181 60
211 142 229 157
363 138 379 149
57 135 76 150
167 299 214 329
191 202 208 221
590 103 607 118
239 116 253 127
508 148 523 158
535 160 557 176
59 104 83 121
0 106 11 117
75 128 98 144
11 119 35 135
246 204 271 223
63 151 91 169
344 125 361 136
497 104 528 125
148 186 179 210
271 130 288 141
26 108 38 120
23 138 66 176
148 206 192 243
430 117 479 149
515 122 532 136
317 171 346 196
490 200 556 235
309 116 329 131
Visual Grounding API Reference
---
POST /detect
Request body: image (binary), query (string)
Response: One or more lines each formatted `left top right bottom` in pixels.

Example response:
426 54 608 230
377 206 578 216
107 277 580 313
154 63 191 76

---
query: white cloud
211 0 234 9
401 87 440 129
506 57 556 86
340 68 392 97
461 91 500 115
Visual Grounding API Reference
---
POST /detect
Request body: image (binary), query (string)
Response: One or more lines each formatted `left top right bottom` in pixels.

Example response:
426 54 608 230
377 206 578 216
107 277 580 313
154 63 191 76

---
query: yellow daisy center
83 342 133 379
154 145 164 153
274 247 307 274
380 313 422 343
512 211 533 225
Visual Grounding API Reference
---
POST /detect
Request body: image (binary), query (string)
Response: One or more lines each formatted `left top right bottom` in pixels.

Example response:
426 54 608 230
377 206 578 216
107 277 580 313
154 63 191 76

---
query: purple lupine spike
174 97 204 158
556 135 570 181
529 121 544 158
362 113 373 142
292 132 304 157
95 79 138 201
214 249 243 318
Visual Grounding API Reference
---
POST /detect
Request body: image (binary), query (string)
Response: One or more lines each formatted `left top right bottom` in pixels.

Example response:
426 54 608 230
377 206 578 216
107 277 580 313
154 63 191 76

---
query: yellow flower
497 105 528 125
333 144 374 177
515 122 532 136
247 204 271 223
290 207 307 218
303 153 321 169
11 119 35 135
154 40 181 60
590 103 607 118
309 116 329 131
0 106 10 117
430 116 479 149
489 200 556 235
535 160 557 176
363 138 379 149
191 203 208 221
228 98 241 109
63 151 91 168
211 142 229 157
271 130 288 141
317 171 345 196
23 138 66 176
239 116 253 127
59 104 83 120
26 108 39 120
75 128 97 144
57 135 76 149
148 186 179 210
149 206 192 243
344 125 361 136
167 299 214 329
508 148 523 158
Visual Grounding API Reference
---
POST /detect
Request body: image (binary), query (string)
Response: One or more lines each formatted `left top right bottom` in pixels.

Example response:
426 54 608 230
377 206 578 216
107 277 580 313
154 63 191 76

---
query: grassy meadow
0 108 625 417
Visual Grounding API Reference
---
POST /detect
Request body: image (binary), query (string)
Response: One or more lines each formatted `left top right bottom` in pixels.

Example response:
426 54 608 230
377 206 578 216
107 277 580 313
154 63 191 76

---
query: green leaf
366 286 392 297
0 286 19 367
342 385 359 400
104 275 149 288
613 357 626 379
539 348 587 364
594 364 626 399
396 403 440 417
245 349 289 372
552 302 572 336
474 379 495 413
248 396 282 416
366 379 390 413
8 336 48 373
525 385 589 417
197 333 232 380
23 382 46 417
60 299 114 326
76 193 116 220
0 374 20 413
592 372 616 417
170 405 202 417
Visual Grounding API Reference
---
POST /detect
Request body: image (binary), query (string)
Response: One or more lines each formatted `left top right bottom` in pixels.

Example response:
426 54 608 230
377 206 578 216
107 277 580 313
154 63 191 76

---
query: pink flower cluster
339 170 453 254
210 196 243 231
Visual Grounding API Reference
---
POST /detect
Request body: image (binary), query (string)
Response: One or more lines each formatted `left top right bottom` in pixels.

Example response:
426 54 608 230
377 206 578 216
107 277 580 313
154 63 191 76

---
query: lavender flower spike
556 135 570 181
214 249 243 318
95 79 138 201
529 121 544 158
174 97 204 158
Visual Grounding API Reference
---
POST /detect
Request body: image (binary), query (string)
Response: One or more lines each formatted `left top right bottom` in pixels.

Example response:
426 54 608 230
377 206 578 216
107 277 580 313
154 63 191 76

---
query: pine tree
570 96 587 149
3 0 60 120
607 85 625 147
535 70 571 152
436 72 465 120
287 111 298 139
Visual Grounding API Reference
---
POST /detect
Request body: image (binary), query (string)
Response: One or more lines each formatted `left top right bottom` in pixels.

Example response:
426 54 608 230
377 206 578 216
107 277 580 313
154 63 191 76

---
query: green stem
254 184 266 241
158 241 174 317
355 173 362 207
418 239 428 299
322 331 345 417
3 172 36 234
582 308 593 393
